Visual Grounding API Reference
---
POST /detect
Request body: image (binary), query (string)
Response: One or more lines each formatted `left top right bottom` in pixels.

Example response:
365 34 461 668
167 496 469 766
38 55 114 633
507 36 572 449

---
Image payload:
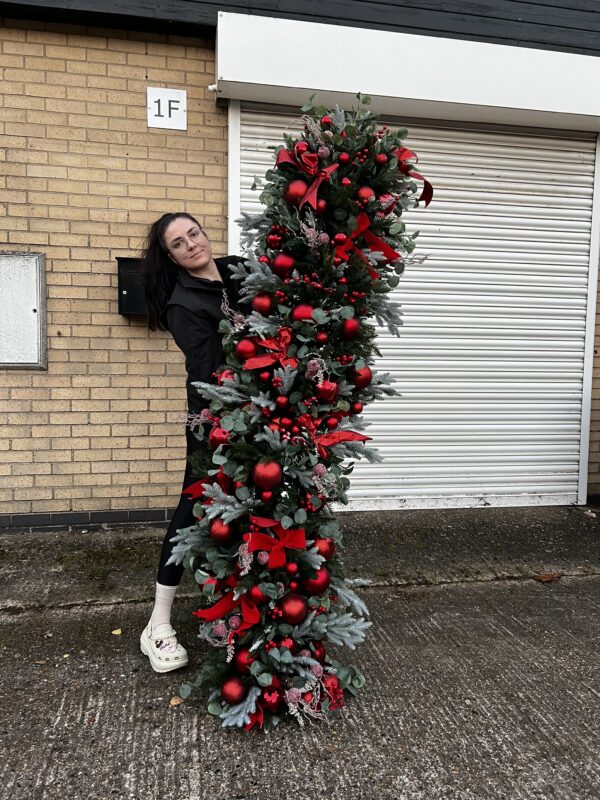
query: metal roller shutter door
237 108 597 509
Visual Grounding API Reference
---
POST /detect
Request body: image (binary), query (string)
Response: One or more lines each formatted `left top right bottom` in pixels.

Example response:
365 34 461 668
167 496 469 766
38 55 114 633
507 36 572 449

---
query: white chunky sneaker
140 621 189 673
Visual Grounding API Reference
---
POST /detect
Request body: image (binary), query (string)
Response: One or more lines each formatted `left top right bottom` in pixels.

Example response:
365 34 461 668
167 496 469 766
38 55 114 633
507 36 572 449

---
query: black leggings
156 426 206 586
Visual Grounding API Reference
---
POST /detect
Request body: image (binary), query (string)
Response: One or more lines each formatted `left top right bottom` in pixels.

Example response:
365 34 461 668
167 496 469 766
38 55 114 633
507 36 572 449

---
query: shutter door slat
238 109 596 508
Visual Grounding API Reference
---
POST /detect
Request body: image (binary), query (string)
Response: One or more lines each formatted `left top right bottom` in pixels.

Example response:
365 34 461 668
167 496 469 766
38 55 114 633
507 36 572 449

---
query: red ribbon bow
394 147 433 207
243 327 299 371
276 148 339 210
297 413 371 460
244 515 306 569
192 575 260 639
335 211 401 279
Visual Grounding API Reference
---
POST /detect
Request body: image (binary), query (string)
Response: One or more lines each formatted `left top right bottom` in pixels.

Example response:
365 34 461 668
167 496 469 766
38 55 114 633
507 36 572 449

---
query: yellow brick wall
0 19 228 516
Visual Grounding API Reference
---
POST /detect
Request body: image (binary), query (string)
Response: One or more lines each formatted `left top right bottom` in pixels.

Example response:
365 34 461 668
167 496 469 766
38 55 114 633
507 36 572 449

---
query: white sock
150 582 178 629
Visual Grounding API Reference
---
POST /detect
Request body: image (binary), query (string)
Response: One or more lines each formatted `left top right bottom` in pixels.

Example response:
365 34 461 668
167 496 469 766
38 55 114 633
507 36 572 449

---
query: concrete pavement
1 504 599 799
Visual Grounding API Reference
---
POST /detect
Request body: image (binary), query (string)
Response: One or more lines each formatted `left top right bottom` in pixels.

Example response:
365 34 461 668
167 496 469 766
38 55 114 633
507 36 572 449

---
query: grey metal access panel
0 252 46 369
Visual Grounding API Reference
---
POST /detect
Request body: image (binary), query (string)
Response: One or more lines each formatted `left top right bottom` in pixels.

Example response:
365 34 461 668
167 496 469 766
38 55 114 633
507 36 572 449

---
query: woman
139 212 241 673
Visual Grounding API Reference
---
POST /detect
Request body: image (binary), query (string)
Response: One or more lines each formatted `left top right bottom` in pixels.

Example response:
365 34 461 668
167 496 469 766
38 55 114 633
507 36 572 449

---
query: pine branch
330 579 370 618
321 612 372 650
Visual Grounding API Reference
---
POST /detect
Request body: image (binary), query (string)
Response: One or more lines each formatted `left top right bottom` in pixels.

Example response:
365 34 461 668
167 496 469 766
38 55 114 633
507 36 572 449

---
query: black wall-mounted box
117 257 147 316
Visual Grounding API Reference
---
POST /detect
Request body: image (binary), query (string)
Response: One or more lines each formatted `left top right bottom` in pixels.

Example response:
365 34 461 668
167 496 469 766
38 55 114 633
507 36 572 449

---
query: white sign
147 87 187 130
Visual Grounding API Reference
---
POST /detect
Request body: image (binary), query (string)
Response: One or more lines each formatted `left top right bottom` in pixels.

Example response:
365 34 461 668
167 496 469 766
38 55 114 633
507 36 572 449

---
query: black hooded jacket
164 255 243 414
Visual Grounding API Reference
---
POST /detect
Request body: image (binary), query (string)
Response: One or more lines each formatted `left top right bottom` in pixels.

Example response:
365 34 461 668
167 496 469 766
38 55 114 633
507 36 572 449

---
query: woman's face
163 217 214 276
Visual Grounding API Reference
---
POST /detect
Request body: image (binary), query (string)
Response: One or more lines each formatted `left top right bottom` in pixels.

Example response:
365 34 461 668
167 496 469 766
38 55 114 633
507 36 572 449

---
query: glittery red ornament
315 331 329 345
208 426 229 449
217 368 235 385
325 416 338 430
337 152 350 165
357 186 376 204
275 395 289 410
209 518 233 543
266 233 282 248
259 370 272 382
291 304 314 322
284 179 309 206
261 490 273 503
315 380 339 403
375 153 388 165
251 293 274 315
286 561 299 576
315 537 336 561
235 338 258 360
272 253 295 278
342 318 360 339
247 585 269 605
258 255 271 264
279 592 308 625
316 199 327 214
233 647 255 674
220 676 247 705
351 401 363 414
320 115 333 127
348 365 373 389
312 640 326 663
289 580 299 591
303 566 331 596
252 460 283 489
261 688 283 713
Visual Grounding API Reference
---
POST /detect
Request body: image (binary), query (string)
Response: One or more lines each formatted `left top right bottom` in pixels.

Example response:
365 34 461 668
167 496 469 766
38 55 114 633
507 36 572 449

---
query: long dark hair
140 212 203 331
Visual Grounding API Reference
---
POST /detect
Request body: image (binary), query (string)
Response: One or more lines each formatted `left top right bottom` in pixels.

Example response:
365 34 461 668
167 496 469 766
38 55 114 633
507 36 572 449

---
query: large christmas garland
173 95 432 730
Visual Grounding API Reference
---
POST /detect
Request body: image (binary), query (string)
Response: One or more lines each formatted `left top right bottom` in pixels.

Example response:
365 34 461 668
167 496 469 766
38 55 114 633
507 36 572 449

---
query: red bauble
272 253 295 278
342 318 360 340
221 676 247 706
312 640 326 663
286 561 299 576
375 153 388 165
279 593 308 625
233 647 255 674
261 490 273 502
209 518 233 543
235 338 258 360
315 380 339 403
316 199 327 214
284 179 309 206
247 585 269 605
357 186 376 204
303 566 331 596
291 304 314 322
349 365 373 389
334 232 347 244
315 331 329 345
325 416 338 430
289 580 299 591
208 426 229 449
259 370 272 382
258 255 271 264
337 152 350 165
320 115 333 127
315 537 336 561
251 293 274 315
266 234 282 248
252 460 283 490
275 395 289 410
351 401 363 414
261 689 283 714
